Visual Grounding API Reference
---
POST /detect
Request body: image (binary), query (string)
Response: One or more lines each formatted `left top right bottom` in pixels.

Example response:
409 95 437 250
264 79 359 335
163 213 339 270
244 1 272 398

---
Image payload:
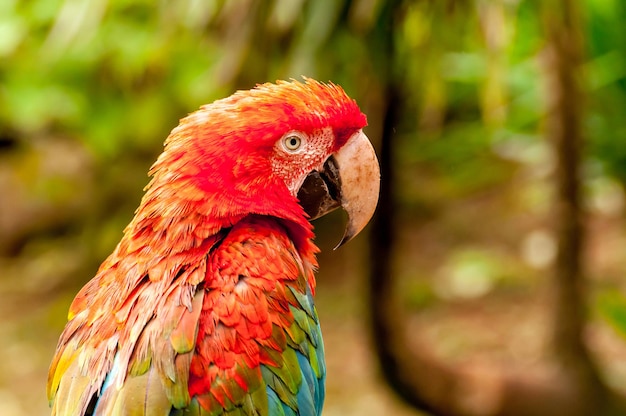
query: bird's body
47 79 379 416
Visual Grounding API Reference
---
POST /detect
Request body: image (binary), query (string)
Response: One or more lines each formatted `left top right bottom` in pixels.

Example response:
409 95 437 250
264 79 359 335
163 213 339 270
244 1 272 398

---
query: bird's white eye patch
280 133 305 152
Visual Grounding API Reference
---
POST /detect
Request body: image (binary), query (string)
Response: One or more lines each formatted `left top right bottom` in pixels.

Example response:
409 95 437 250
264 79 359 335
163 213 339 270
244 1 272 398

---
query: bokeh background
2 0 626 415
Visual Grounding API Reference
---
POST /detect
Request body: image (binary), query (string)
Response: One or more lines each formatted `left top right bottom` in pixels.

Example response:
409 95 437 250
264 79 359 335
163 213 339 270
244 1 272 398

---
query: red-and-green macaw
47 78 380 416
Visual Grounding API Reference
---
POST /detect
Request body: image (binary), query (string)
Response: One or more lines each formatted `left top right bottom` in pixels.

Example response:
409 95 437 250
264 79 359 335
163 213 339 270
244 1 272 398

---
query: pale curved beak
297 130 380 248
332 130 380 248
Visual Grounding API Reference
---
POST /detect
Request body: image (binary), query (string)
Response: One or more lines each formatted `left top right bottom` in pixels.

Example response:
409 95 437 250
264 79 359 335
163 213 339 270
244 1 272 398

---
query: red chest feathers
187 217 316 410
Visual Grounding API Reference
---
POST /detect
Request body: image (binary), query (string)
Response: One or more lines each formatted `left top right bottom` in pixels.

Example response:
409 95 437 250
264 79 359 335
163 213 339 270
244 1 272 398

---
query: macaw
47 78 380 416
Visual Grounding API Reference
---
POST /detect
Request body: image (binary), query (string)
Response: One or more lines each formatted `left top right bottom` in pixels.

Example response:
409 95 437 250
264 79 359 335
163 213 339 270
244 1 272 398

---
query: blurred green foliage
1 0 227 158
1 0 625 182
586 0 626 184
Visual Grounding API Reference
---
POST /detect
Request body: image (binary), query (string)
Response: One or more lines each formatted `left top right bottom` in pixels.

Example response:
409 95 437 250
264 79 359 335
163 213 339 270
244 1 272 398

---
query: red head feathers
135 78 368 247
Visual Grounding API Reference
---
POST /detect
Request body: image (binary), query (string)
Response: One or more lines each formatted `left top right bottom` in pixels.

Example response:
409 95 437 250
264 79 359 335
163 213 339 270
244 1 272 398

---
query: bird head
136 78 380 249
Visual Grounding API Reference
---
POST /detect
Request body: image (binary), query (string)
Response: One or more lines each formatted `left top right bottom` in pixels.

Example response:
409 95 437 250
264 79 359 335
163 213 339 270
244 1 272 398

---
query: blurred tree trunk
541 0 610 413
542 0 626 414
368 0 626 414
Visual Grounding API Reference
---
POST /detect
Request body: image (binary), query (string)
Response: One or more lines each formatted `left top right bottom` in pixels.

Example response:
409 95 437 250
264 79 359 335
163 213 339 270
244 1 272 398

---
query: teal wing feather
263 287 325 416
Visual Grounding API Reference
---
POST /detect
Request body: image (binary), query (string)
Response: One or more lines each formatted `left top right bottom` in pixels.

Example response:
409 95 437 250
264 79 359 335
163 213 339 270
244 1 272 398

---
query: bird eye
283 135 303 151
